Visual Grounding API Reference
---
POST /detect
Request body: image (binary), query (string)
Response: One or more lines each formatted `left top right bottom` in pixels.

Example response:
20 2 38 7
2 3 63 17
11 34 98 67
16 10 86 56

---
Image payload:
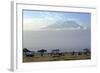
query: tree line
23 48 90 57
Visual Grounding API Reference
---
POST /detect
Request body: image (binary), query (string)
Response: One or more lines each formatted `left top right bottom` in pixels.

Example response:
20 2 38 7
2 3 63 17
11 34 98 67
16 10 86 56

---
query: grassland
23 53 91 63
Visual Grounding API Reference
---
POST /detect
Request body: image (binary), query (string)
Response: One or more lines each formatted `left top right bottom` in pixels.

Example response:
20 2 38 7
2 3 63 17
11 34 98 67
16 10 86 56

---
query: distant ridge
42 20 86 30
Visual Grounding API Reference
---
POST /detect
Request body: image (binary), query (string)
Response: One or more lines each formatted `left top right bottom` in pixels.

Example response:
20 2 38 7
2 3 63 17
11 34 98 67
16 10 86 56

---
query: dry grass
23 54 91 63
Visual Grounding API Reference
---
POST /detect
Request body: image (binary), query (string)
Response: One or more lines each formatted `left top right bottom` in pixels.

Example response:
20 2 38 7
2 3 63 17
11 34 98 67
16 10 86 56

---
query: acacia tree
83 48 90 55
72 51 75 55
23 48 30 52
37 49 47 56
23 48 35 57
51 49 60 56
52 49 60 54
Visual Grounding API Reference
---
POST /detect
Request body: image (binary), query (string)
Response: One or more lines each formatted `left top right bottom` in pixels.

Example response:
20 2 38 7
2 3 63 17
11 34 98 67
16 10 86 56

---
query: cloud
23 18 53 30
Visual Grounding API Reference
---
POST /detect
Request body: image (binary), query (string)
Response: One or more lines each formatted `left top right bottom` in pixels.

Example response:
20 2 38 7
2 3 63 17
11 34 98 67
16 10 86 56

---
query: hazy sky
23 10 91 30
23 30 91 52
23 10 91 52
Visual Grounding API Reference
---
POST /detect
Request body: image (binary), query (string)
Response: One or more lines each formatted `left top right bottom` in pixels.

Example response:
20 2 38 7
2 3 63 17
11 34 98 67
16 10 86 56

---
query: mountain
42 20 86 29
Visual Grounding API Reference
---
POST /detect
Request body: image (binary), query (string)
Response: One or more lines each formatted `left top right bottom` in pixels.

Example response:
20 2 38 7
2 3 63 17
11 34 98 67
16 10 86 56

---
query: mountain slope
43 20 84 29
